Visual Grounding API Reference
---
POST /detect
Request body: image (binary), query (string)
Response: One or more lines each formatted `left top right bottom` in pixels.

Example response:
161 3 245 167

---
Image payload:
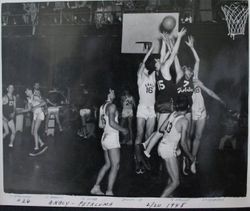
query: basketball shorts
101 132 120 151
48 106 60 113
158 141 178 159
33 108 45 121
122 109 133 118
136 104 156 120
80 108 91 117
155 102 173 114
192 108 207 121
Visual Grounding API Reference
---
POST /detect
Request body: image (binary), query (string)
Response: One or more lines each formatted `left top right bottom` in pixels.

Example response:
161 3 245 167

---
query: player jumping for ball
134 44 157 174
175 36 225 174
142 28 187 166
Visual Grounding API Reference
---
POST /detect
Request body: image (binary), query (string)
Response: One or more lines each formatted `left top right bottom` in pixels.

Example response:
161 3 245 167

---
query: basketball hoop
136 41 152 52
221 1 248 40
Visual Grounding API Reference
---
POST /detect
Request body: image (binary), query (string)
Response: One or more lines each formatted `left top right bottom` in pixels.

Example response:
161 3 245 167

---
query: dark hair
145 54 160 73
174 95 189 112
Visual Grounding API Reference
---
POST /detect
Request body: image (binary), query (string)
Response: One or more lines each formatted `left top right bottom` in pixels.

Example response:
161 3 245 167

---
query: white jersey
100 102 119 134
192 86 206 113
161 112 184 149
122 95 134 110
138 70 156 107
28 95 43 114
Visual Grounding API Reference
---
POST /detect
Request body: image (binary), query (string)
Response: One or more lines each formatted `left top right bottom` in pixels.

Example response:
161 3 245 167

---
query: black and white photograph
0 0 249 208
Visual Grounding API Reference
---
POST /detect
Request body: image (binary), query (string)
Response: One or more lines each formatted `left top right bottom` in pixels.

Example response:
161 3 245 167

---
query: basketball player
183 36 225 173
158 96 194 197
91 89 128 196
134 44 157 174
142 28 187 164
171 36 196 175
120 89 135 145
24 87 48 156
2 84 16 147
33 82 42 98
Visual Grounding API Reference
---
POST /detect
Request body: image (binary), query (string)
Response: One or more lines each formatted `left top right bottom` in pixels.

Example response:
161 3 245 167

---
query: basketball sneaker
90 185 104 195
105 190 114 196
29 145 48 157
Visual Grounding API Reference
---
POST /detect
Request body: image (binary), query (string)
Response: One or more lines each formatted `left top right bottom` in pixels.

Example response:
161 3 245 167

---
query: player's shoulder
178 115 188 126
107 103 116 111
2 95 8 104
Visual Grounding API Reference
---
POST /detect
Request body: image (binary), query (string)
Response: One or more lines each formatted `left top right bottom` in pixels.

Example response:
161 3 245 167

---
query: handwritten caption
13 196 189 208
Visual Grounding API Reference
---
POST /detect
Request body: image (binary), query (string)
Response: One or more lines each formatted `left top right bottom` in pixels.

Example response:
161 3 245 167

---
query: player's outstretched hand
185 35 194 48
177 28 187 38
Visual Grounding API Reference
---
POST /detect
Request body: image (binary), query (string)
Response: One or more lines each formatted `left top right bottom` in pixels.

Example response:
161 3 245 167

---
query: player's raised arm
161 28 186 79
137 44 154 83
186 36 200 79
174 56 184 82
160 33 171 64
195 80 225 105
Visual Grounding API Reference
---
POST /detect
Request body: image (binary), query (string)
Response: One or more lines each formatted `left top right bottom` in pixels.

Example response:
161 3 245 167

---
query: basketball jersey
28 95 43 113
3 95 15 118
33 89 41 98
138 71 156 106
192 85 205 113
122 96 134 110
161 112 184 148
155 70 177 105
176 76 194 106
100 103 119 134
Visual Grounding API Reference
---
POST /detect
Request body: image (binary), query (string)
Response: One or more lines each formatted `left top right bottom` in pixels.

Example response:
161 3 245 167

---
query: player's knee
172 178 180 188
111 161 120 170
104 162 111 170
195 133 202 141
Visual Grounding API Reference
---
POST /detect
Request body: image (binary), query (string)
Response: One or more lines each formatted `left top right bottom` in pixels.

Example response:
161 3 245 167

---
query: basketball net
221 2 248 40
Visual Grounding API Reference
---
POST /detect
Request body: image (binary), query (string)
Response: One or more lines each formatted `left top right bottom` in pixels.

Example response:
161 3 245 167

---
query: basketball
161 16 176 33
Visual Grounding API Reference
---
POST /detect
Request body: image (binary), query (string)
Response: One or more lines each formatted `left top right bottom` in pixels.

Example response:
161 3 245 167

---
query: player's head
25 87 33 97
145 55 160 74
7 84 14 94
34 82 40 90
174 95 189 112
107 88 115 102
182 65 193 80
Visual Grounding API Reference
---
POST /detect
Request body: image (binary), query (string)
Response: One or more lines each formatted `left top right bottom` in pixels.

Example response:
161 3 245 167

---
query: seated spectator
45 86 66 135
77 86 95 139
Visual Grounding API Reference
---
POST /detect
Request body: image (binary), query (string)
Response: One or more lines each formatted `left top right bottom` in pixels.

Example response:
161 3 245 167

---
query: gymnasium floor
3 116 247 197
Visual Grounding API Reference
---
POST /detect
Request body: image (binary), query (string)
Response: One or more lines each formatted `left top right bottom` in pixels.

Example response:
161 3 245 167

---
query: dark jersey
155 70 177 105
3 95 15 120
176 76 194 107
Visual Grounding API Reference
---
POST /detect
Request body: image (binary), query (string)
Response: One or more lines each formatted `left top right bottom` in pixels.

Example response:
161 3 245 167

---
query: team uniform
28 95 45 121
192 85 207 120
122 96 134 118
136 71 156 119
100 103 120 151
3 95 15 121
176 76 194 113
155 71 176 114
158 112 184 159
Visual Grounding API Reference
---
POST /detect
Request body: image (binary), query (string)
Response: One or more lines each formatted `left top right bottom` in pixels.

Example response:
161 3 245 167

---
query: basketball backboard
121 13 179 54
